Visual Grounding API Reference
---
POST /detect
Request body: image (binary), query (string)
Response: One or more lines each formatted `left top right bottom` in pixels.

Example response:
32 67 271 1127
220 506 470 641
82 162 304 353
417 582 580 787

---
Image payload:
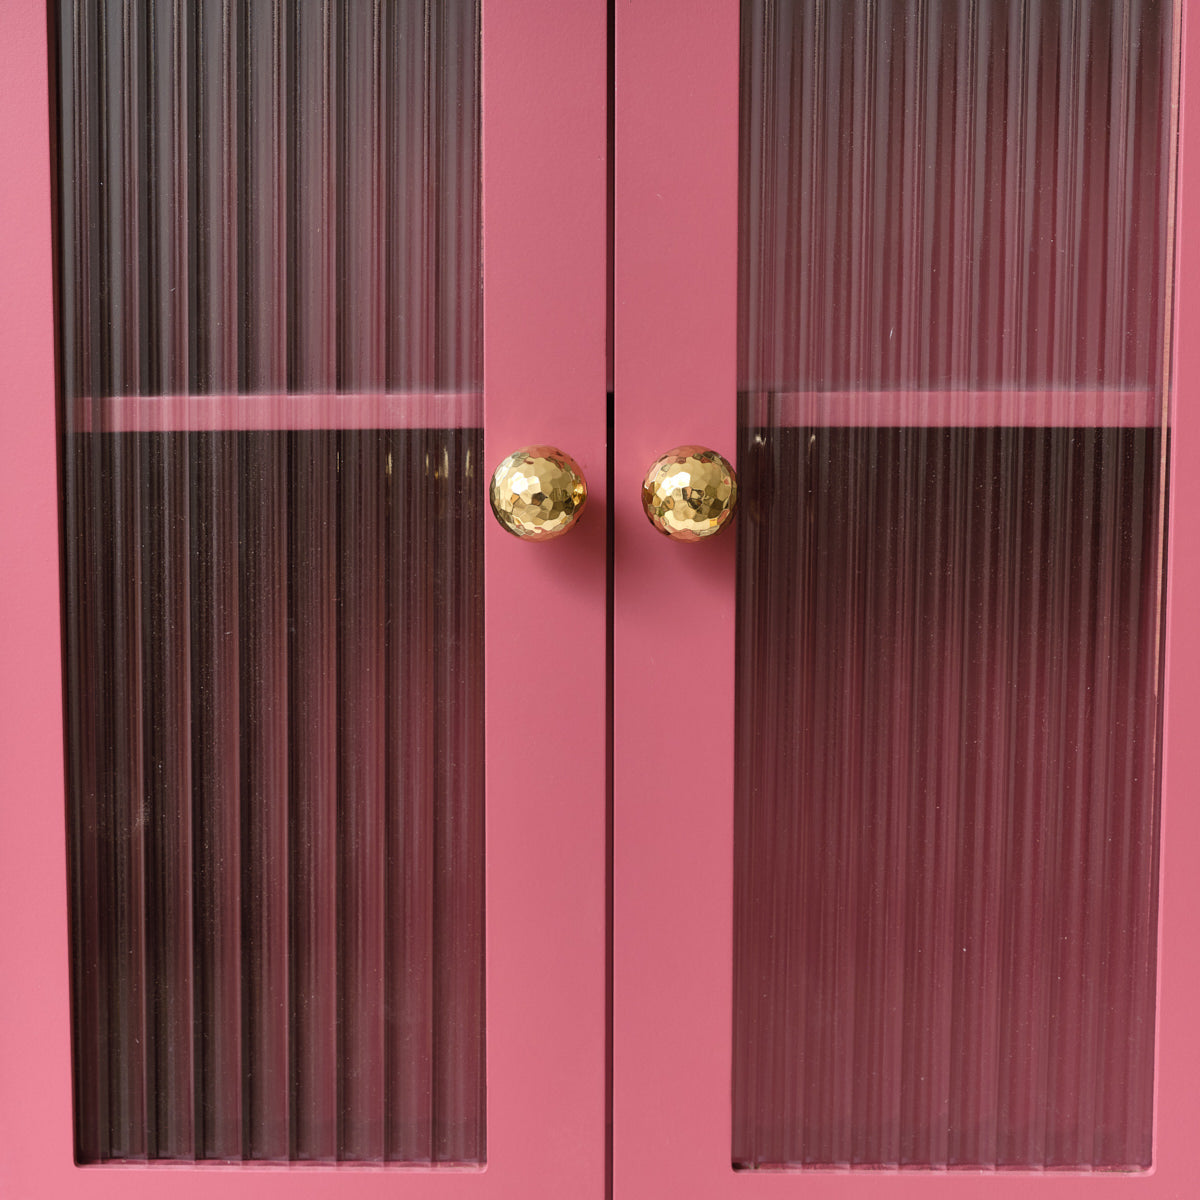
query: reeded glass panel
57 1 484 1164
734 0 1175 1171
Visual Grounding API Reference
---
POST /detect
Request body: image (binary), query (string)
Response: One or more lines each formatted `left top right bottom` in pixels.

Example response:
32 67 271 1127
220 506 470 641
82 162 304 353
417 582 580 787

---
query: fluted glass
57 0 484 1165
733 0 1176 1171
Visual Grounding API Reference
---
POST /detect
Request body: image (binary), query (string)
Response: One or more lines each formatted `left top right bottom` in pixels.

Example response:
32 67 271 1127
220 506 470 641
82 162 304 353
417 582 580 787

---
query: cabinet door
614 1 1200 1194
0 2 606 1196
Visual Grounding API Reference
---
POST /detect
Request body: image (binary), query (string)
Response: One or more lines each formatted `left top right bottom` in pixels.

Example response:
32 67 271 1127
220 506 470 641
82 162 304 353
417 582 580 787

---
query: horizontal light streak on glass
72 393 483 433
742 389 1161 429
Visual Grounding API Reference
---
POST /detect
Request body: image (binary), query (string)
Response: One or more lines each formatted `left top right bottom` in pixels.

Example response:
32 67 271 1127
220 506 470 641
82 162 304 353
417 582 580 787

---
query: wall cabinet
3 1 1200 1198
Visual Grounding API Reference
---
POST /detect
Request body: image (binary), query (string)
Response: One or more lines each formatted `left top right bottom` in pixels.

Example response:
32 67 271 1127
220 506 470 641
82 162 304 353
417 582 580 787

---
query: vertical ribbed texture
58 0 480 399
738 0 1174 394
58 0 484 1165
733 0 1174 1172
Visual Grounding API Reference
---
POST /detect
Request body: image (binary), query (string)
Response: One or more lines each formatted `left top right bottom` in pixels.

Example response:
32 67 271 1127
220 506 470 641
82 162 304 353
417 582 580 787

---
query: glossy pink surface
0 0 606 1194
612 0 740 1195
0 2 73 1196
1153 1 1200 1194
481 0 608 1194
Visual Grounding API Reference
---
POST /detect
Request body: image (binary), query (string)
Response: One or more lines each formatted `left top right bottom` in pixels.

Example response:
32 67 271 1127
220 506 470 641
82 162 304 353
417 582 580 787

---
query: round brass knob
642 445 738 541
489 445 588 541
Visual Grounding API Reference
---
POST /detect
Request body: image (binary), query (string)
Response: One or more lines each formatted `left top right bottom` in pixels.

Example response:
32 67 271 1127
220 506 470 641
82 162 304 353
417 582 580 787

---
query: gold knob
642 445 738 541
490 445 588 541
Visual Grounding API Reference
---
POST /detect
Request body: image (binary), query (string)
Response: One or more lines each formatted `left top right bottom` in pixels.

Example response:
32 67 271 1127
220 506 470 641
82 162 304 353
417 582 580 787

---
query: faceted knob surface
489 445 588 541
642 445 738 541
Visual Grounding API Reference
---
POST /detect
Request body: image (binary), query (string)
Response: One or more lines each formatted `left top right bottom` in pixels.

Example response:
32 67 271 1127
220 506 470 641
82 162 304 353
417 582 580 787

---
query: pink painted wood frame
611 0 739 1194
613 2 1200 1197
0 1 607 1196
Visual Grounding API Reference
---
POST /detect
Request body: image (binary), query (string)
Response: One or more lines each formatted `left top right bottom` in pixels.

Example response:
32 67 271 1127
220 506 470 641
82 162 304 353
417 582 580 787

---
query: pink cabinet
3 1 1200 1197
